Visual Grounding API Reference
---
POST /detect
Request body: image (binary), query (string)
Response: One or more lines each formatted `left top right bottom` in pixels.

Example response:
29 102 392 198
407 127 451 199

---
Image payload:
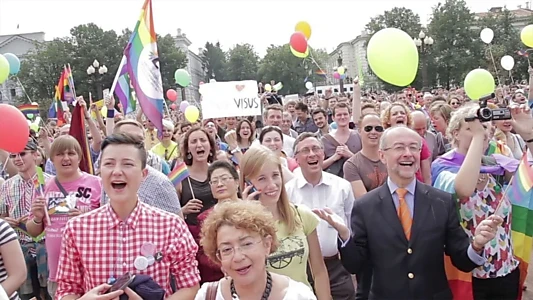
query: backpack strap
206 281 219 300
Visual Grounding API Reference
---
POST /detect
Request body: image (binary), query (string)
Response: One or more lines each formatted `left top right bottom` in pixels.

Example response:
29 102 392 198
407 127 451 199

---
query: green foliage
257 44 328 95
224 44 260 81
17 23 186 103
201 42 227 82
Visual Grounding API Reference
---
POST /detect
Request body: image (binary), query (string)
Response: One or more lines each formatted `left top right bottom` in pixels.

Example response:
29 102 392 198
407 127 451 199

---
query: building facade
174 28 205 105
0 32 45 104
473 6 533 30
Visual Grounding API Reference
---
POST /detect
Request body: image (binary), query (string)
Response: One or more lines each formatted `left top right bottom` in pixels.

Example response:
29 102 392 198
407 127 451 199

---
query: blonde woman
239 146 331 300
196 201 316 299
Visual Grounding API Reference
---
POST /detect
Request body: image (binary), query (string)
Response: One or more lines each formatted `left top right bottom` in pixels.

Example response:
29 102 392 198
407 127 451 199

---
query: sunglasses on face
9 151 30 159
363 125 384 133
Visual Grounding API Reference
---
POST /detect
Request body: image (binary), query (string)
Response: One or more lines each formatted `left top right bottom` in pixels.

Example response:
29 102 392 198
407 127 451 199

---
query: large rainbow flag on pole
124 0 164 136
110 56 137 114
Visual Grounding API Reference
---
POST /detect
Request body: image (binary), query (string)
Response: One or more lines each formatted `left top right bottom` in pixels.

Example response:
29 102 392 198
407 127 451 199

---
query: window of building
10 89 16 97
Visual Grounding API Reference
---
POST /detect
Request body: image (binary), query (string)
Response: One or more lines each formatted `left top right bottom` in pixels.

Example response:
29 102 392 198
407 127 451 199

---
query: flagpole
15 77 33 103
67 64 77 98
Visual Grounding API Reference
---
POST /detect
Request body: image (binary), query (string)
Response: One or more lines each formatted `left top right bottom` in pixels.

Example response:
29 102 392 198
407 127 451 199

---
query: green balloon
174 69 191 87
27 113 34 119
367 28 419 87
0 55 9 84
464 69 495 100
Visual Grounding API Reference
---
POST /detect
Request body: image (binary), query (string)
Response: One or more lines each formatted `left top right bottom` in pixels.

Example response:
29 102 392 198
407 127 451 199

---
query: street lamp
413 30 434 89
86 59 108 99
337 51 344 95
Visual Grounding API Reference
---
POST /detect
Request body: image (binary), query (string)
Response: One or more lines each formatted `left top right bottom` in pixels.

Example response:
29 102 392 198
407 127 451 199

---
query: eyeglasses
9 151 30 159
383 144 421 154
363 125 384 133
296 145 323 155
216 239 263 260
209 175 234 186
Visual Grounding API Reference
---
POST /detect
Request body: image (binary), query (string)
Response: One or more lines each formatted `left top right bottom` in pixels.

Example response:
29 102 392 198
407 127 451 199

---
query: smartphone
108 272 135 293
246 180 259 200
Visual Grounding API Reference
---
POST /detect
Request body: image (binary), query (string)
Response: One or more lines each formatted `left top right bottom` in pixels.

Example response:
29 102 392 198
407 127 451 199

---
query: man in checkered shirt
48 133 200 299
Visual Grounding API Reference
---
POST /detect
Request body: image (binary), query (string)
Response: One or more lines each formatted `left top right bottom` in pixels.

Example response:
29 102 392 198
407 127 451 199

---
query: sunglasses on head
363 125 384 133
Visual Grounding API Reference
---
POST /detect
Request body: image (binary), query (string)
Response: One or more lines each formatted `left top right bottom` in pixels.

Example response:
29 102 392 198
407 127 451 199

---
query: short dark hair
295 102 309 113
311 108 327 119
293 132 319 154
258 126 283 143
101 133 147 169
208 160 239 181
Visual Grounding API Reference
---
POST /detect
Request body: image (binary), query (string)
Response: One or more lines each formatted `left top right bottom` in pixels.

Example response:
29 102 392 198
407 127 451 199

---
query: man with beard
311 108 329 138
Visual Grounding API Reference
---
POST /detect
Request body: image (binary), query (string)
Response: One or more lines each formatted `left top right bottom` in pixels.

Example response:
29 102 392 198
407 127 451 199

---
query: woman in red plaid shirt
32 133 201 300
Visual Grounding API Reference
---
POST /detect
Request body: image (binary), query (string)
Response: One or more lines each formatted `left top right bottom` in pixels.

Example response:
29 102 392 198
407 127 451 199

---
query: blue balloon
330 122 338 130
3 53 20 75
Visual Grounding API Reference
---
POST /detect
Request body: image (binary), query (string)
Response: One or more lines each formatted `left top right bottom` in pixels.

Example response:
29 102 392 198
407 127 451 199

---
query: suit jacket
340 181 478 300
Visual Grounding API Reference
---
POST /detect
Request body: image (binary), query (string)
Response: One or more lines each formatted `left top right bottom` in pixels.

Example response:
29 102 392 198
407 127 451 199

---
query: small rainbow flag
168 161 189 187
517 50 530 57
315 69 327 77
33 166 46 196
18 104 39 116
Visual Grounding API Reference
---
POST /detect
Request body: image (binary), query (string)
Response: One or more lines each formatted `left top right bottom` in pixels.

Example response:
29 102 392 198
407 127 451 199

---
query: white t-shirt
194 276 316 300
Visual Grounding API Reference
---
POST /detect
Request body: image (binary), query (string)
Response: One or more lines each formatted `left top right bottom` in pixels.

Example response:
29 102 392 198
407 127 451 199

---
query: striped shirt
0 218 21 299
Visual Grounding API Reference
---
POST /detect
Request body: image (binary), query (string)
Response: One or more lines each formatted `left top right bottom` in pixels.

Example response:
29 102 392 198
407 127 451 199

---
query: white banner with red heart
200 80 261 118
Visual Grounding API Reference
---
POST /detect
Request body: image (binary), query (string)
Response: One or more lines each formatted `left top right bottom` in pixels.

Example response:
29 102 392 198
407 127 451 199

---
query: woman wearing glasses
193 161 242 284
196 201 316 299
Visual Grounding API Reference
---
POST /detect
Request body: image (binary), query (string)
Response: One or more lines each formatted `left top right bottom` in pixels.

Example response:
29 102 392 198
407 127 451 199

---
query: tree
428 0 481 89
258 44 329 95
201 42 226 82
157 34 188 91
478 9 529 83
224 44 259 81
365 7 423 91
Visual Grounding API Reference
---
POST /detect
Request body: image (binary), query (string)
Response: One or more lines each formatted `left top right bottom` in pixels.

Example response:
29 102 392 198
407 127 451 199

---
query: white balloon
500 55 515 71
480 28 494 44
31 102 38 106
305 81 313 89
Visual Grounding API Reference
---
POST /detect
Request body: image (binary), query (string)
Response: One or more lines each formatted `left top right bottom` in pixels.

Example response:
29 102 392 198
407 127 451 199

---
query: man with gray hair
335 126 503 299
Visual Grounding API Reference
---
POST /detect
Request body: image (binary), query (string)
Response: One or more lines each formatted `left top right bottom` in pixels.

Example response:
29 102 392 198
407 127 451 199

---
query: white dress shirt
285 171 355 257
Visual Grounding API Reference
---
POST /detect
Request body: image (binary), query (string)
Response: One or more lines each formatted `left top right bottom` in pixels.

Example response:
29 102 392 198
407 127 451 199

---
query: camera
464 93 511 122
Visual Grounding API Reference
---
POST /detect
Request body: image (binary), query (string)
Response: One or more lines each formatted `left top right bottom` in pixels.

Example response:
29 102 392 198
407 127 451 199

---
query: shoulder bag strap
324 133 341 147
54 177 69 197
206 281 219 300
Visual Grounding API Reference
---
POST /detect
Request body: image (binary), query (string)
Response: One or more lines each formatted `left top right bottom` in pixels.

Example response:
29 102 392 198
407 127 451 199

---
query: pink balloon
290 32 308 53
166 89 177 102
333 72 340 79
0 104 30 152
170 103 177 110
199 81 204 85
180 101 190 113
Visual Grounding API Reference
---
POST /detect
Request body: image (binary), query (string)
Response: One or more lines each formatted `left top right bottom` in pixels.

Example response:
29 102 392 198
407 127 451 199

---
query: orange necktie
396 188 412 240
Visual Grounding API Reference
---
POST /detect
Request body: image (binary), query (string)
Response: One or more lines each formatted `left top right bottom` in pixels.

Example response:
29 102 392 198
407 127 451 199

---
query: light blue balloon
3 53 20 75
330 122 338 130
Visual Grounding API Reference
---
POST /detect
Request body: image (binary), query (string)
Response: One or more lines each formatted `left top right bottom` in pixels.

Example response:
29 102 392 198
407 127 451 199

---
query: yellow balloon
184 106 200 123
367 28 419 87
295 21 312 40
290 46 309 58
464 69 495 100
521 25 533 48
337 66 345 75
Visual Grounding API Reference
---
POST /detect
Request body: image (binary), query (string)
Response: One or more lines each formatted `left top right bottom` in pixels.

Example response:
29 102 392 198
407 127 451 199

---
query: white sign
200 80 261 118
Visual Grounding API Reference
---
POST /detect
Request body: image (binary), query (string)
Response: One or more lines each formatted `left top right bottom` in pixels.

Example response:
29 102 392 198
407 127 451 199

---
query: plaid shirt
55 201 199 299
0 173 51 242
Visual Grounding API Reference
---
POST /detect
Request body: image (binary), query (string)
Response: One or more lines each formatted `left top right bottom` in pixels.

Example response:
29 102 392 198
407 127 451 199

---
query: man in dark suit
338 126 502 300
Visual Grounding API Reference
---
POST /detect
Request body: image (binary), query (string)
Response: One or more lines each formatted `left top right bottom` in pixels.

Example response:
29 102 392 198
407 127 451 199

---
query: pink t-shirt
43 172 102 281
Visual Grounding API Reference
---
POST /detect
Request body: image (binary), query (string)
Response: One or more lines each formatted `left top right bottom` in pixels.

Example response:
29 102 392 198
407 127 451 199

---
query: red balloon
170 103 177 110
290 32 308 53
0 104 30 153
166 89 177 102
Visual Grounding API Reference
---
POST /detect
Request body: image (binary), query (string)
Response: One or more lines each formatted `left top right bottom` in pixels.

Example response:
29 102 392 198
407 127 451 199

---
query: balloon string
15 76 33 104
509 70 515 85
488 45 502 86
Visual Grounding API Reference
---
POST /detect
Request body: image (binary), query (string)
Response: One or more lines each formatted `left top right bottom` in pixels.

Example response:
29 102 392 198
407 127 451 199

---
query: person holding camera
432 103 533 299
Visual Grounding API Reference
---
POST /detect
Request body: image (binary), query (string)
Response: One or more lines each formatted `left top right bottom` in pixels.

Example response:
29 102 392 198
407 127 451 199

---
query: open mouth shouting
235 265 252 276
398 161 414 170
111 180 127 192
307 160 319 167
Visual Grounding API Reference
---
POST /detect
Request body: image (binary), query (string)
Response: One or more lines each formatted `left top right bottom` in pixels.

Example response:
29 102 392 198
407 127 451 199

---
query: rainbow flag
314 69 326 77
61 65 75 104
54 74 66 124
517 50 530 57
111 56 137 114
33 166 45 196
168 161 189 187
18 104 39 116
507 152 533 296
124 0 164 137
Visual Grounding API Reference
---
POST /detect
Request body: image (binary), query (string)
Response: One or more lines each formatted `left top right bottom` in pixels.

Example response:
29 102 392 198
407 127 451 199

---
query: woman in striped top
0 218 26 299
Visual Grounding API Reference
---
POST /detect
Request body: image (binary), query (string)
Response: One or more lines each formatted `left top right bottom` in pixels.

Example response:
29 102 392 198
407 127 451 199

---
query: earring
186 153 192 160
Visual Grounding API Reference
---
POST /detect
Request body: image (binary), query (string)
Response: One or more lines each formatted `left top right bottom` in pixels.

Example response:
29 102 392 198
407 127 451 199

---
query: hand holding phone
107 272 135 294
244 181 260 200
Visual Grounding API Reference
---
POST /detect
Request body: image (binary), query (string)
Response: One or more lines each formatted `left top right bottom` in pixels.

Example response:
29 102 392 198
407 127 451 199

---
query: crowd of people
0 67 531 300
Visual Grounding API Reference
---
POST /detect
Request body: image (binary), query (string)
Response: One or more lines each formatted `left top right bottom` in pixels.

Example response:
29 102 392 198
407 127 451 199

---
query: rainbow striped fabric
507 152 533 295
111 56 136 114
18 104 39 116
168 161 189 187
124 0 164 136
